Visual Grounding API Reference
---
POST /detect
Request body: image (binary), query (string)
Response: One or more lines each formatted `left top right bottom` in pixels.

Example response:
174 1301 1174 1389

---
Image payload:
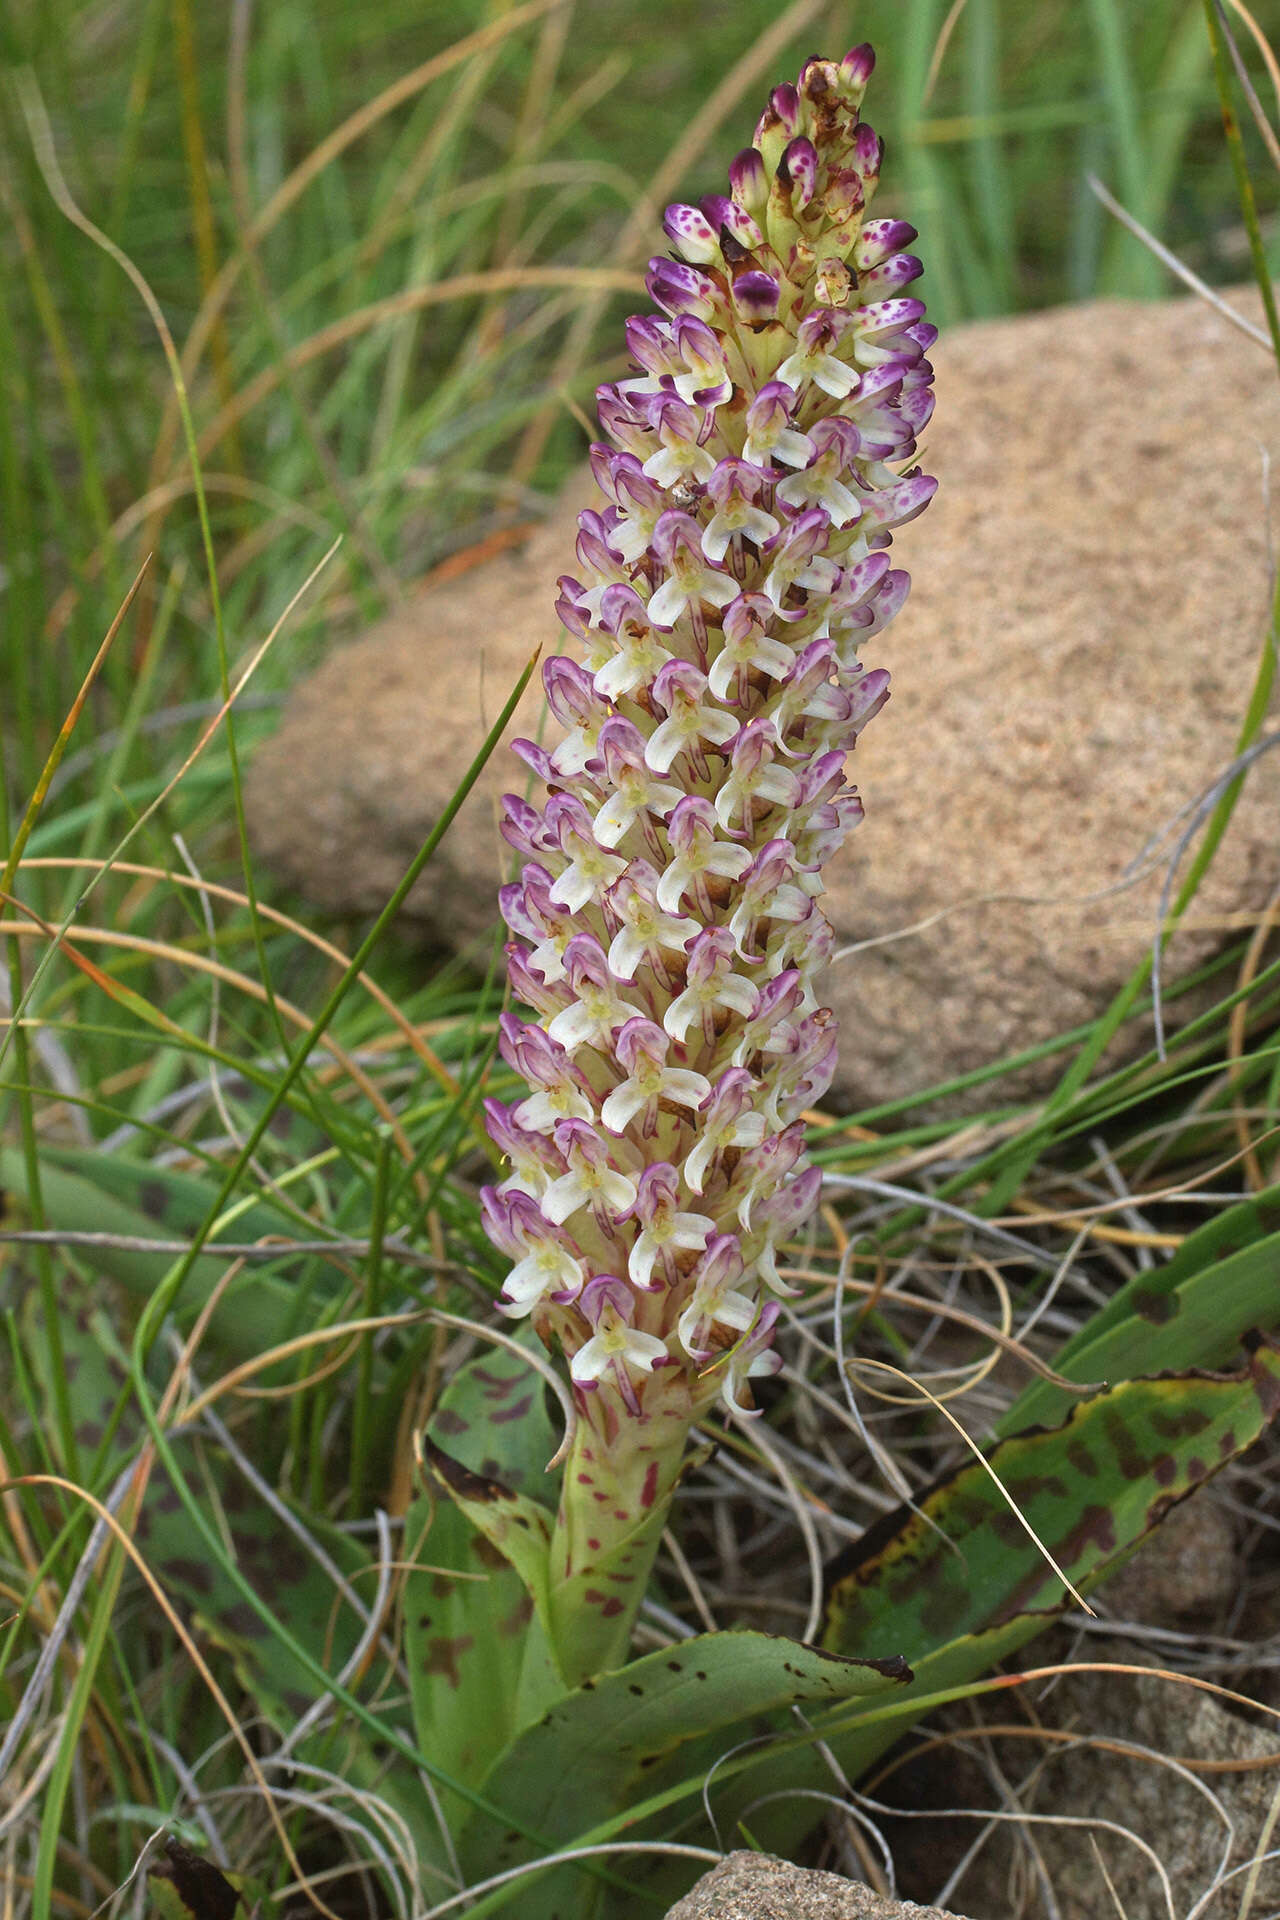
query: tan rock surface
246 287 1280 1108
664 1851 969 1920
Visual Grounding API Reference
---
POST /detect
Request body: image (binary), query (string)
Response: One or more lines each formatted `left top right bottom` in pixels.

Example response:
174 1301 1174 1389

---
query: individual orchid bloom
540 1119 638 1229
502 1225 589 1318
671 316 733 406
641 394 718 491
570 1277 669 1412
644 661 740 778
627 1163 715 1291
655 796 753 917
545 935 644 1053
647 511 740 632
676 1233 758 1360
600 1017 712 1137
592 584 674 700
505 943 573 1024
712 717 800 834
571 509 627 622
740 1163 822 1296
707 593 794 702
683 1067 770 1195
742 381 812 470
592 718 683 849
728 839 812 960
775 419 865 525
701 461 781 567
759 508 842 614
604 863 700 981
663 927 758 1046
776 307 861 399
762 639 868 751
724 968 804 1069
620 314 685 392
544 656 612 778
513 865 579 985
546 799 628 912
590 450 667 564
483 1097 566 1202
763 1011 840 1126
500 1015 597 1134
722 1121 809 1233
475 42 936 1689
709 1299 783 1414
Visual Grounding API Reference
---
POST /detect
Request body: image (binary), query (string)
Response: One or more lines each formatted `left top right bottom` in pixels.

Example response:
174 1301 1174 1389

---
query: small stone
664 1851 970 1920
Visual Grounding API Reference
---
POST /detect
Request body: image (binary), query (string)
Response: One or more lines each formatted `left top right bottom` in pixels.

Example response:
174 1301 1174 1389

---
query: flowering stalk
479 45 935 1686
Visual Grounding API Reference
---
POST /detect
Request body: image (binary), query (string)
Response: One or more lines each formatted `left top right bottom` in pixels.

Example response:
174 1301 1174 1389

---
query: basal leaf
0 1145 306 1364
689 1340 1280 1871
139 1464 373 1736
404 1339 564 1839
18 1263 373 1735
1000 1212 1280 1433
459 1630 912 1919
20 1267 138 1469
825 1340 1280 1665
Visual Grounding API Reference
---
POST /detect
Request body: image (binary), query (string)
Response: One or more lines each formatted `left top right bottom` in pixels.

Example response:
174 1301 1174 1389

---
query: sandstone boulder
246 287 1280 1109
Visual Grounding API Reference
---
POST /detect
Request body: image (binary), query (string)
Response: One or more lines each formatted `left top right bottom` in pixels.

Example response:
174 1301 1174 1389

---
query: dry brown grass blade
138 0 568 567
189 264 638 467
1 559 149 898
3 1473 341 1919
508 0 829 487
20 855 470 1112
42 473 333 646
0 917 415 1167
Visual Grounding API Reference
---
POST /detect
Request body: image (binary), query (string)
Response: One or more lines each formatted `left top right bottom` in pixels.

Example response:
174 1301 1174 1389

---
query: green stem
546 1370 698 1686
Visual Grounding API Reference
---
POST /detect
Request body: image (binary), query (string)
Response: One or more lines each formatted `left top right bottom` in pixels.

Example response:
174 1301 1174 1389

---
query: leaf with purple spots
690 1339 1280 1870
1002 1180 1280 1433
824 1338 1280 1667
403 1338 564 1841
457 1629 912 1918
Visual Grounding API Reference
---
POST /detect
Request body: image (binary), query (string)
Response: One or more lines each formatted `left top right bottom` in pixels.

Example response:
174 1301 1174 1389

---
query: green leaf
825 1342 1280 1668
0 1145 308 1364
404 1338 565 1837
461 1630 912 1919
667 1344 1280 1882
1000 1183 1280 1432
684 1340 1280 1866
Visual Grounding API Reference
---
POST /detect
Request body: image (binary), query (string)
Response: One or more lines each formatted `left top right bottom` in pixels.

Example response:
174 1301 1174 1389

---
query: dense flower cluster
481 46 935 1434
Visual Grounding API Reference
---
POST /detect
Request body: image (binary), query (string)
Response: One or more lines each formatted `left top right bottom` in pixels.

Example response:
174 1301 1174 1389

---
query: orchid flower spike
480 43 936 1683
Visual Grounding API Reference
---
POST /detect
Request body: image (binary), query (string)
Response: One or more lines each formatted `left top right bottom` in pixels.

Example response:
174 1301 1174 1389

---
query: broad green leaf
660 1344 1280 1882
404 1339 564 1839
825 1343 1280 1667
1001 1185 1280 1433
460 1630 912 1919
0 1145 307 1364
19 1265 140 1470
